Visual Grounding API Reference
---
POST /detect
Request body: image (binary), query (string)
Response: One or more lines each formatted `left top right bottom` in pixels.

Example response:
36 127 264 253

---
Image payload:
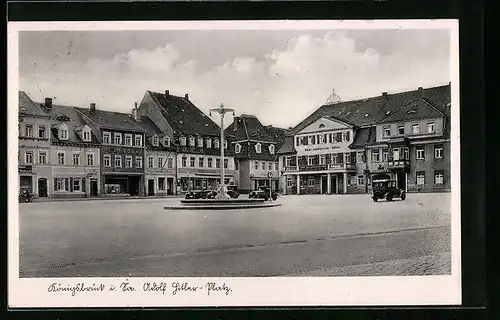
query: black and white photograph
8 20 461 307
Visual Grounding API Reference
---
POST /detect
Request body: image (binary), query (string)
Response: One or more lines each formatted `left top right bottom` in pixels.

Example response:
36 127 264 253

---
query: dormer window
197 137 203 147
269 144 275 154
83 130 91 142
189 137 195 147
255 143 262 154
180 136 186 146
206 138 212 148
59 124 69 140
152 135 159 146
318 124 326 128
235 143 241 153
163 136 170 147
103 131 111 144
214 139 220 149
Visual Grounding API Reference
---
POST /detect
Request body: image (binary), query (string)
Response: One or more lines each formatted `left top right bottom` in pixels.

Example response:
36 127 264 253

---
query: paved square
18 193 451 277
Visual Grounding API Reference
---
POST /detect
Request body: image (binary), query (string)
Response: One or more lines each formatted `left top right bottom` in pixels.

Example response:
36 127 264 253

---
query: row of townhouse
17 90 240 199
275 84 452 194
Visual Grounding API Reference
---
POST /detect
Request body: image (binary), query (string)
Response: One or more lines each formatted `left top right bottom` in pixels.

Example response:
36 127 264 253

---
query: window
269 145 275 154
296 137 300 146
167 158 173 168
157 157 164 168
275 162 279 170
83 130 91 141
331 153 338 164
180 137 186 146
25 124 33 137
261 162 266 170
358 176 364 185
55 178 66 191
72 153 80 166
308 178 315 187
60 128 68 140
73 178 81 192
357 151 365 163
182 156 187 167
350 175 357 186
398 125 405 135
286 157 293 167
25 151 33 164
197 138 203 147
114 133 122 145
38 151 47 164
189 137 195 147
434 171 444 184
320 155 326 165
163 136 170 147
214 139 220 149
223 140 228 149
254 161 258 170
114 155 122 168
336 132 343 142
216 159 221 168
87 153 94 166
427 122 435 133
103 155 111 167
224 159 228 169
287 177 293 187
57 152 65 165
416 146 425 160
412 124 420 134
434 145 444 159
208 158 213 168
103 132 111 144
38 125 46 138
152 135 159 146
416 171 425 185
199 157 204 168
148 156 154 168
206 138 212 148
255 143 261 154
344 153 351 163
135 156 142 168
268 162 272 170
383 126 391 137
158 177 165 191
190 157 195 167
125 134 132 146
125 156 132 168
404 147 409 160
135 135 143 147
235 143 241 153
372 150 380 162
382 149 389 162
393 148 400 161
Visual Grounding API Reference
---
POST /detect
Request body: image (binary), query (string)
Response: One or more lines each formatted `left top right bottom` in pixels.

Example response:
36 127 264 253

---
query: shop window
358 176 364 185
287 177 293 187
73 178 81 192
308 178 315 187
158 177 165 191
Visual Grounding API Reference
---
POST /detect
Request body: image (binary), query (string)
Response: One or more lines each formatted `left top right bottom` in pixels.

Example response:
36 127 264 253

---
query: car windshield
373 182 386 188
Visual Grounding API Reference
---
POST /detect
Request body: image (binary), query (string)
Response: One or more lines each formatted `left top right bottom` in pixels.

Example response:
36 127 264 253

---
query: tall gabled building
136 90 235 194
225 114 286 192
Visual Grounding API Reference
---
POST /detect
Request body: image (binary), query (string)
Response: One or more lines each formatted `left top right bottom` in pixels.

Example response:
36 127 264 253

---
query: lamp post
210 103 234 199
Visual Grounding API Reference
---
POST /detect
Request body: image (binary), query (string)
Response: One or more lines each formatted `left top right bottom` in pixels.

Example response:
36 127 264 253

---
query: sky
19 29 451 129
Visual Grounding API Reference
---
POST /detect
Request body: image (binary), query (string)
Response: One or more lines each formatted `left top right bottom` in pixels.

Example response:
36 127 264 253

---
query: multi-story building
279 84 451 194
18 92 52 198
225 115 286 193
36 98 101 199
76 103 146 197
134 108 177 196
136 90 235 194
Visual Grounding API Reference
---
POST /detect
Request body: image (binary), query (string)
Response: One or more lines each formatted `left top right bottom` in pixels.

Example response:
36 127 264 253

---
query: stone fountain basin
165 198 281 210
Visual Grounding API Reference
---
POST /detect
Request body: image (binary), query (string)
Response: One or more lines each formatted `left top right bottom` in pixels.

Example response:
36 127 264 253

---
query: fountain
165 104 281 210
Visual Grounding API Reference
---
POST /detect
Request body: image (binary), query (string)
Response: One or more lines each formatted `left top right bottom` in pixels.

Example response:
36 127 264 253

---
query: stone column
296 174 300 194
343 172 348 194
327 173 331 194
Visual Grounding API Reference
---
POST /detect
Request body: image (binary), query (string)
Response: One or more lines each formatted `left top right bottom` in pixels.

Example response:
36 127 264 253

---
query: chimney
89 102 96 114
382 92 388 96
44 97 53 110
185 93 189 100
132 102 141 121
232 116 240 132
418 87 423 96
165 90 170 96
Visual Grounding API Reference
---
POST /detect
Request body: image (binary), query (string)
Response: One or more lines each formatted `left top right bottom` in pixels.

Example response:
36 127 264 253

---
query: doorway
321 176 328 194
38 178 48 197
330 176 337 194
90 179 98 197
396 172 406 190
148 179 155 196
167 178 174 195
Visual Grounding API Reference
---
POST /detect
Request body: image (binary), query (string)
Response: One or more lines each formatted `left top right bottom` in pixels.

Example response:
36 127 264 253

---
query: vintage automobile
19 187 34 203
185 190 216 200
372 179 406 202
226 185 240 199
248 186 278 201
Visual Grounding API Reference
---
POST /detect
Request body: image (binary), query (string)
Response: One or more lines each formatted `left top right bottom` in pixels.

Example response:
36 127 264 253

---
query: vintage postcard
8 19 461 308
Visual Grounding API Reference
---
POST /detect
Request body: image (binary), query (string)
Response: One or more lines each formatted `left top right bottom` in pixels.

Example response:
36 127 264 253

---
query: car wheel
386 195 393 201
272 194 277 201
372 197 378 202
401 192 406 200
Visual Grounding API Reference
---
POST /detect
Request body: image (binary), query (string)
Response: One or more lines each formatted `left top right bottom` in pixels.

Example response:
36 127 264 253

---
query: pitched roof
19 91 47 117
265 125 290 150
225 115 275 142
137 116 177 151
148 91 221 137
277 135 296 155
234 141 278 161
349 127 376 149
36 103 99 145
75 107 145 132
291 84 451 133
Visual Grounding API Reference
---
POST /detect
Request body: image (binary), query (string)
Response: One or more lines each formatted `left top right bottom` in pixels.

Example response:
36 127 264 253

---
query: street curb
30 196 183 203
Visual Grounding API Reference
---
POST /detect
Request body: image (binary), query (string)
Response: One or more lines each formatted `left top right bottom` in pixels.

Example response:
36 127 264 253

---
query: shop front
103 173 143 196
19 165 34 192
146 174 176 196
178 173 234 193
